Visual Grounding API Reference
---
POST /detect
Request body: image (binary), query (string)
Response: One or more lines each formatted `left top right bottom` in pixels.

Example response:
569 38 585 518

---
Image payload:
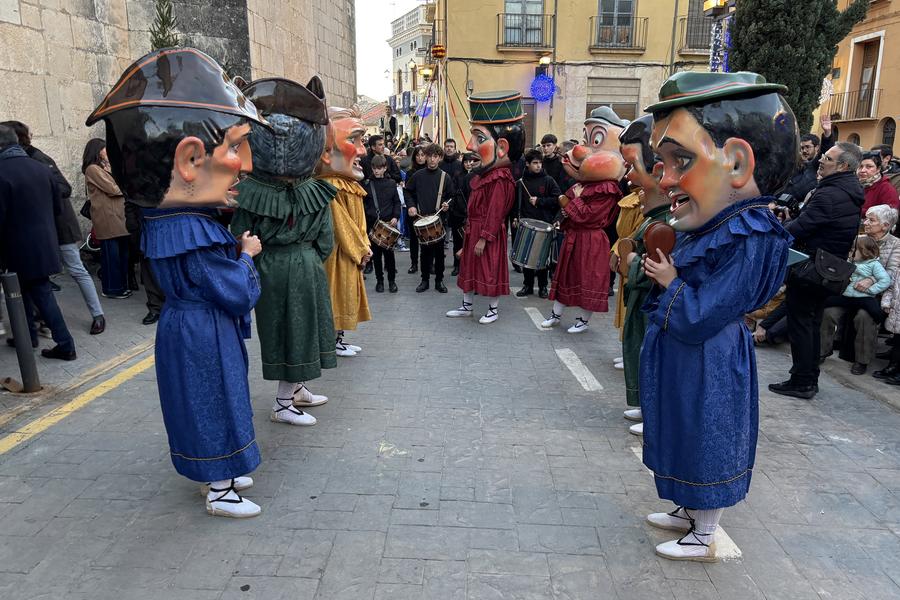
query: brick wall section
247 0 357 108
0 0 356 209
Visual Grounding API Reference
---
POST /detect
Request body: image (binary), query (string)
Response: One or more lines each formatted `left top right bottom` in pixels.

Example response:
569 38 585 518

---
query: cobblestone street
1 269 900 600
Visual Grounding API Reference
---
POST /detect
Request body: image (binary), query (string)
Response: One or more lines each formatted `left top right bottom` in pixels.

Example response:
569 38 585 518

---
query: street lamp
421 66 433 82
407 59 417 71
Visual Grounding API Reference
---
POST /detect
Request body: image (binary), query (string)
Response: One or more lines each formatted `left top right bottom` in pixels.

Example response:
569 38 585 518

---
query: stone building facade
0 0 356 203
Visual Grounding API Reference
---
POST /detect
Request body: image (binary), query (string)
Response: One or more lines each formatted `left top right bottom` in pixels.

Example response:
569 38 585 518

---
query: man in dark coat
776 115 834 216
1 120 106 334
511 148 561 297
540 133 574 192
0 124 76 360
770 142 865 399
439 138 464 180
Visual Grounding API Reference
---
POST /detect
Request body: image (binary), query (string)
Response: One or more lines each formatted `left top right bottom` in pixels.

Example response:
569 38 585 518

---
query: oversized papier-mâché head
86 48 268 209
242 76 328 179
315 105 367 181
563 105 627 184
466 91 526 174
646 71 799 231
619 115 666 214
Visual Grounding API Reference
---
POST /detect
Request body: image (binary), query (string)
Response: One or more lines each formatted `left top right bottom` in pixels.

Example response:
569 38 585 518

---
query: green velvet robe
231 175 338 382
622 204 671 407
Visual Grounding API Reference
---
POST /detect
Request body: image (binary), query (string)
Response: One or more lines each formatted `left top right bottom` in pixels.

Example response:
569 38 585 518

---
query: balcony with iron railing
824 89 883 121
497 13 554 51
589 16 648 53
678 16 714 54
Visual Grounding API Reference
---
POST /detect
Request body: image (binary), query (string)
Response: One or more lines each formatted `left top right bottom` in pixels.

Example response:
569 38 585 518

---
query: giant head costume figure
646 71 799 232
85 48 268 208
314 106 367 181
242 76 329 180
564 106 628 184
619 115 666 215
466 91 526 174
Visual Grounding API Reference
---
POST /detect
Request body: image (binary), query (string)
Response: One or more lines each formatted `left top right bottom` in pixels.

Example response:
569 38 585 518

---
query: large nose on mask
239 139 253 173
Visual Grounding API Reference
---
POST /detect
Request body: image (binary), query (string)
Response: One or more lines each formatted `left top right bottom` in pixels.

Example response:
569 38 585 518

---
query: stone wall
0 0 356 206
247 0 357 108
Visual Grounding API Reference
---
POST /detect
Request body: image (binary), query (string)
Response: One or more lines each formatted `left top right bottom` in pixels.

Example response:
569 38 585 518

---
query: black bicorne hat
241 76 329 125
86 47 267 127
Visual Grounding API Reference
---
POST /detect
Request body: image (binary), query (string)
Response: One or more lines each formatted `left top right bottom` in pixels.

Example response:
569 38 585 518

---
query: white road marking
524 307 548 331
630 445 742 560
555 348 603 391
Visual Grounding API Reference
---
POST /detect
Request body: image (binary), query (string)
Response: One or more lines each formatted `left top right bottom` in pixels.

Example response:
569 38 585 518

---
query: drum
511 219 555 270
413 214 445 246
369 220 401 250
550 228 564 264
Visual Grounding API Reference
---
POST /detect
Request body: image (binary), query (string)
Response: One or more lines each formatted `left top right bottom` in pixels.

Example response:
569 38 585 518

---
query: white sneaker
344 343 362 353
200 475 253 496
646 506 693 532
614 356 623 364
205 481 262 518
479 306 499 324
446 302 474 318
614 362 624 370
623 408 642 422
271 398 317 426
540 312 561 328
655 531 717 563
293 383 328 407
335 342 357 357
567 318 589 334
629 422 643 436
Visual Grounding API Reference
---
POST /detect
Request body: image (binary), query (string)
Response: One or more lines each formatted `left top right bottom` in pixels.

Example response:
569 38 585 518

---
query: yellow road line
0 339 155 429
0 355 155 455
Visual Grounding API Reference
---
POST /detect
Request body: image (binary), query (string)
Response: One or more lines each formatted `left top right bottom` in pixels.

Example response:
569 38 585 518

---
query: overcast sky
355 0 423 100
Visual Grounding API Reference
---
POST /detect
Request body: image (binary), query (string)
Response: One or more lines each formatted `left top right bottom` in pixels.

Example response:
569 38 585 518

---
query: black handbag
792 247 855 295
79 199 91 220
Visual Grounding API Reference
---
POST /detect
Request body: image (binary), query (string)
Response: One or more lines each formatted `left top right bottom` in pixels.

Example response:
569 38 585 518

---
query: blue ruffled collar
673 196 792 268
141 207 236 259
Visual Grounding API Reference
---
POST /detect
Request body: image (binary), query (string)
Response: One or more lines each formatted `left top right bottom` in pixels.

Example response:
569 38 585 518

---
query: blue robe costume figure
640 199 791 508
142 208 262 482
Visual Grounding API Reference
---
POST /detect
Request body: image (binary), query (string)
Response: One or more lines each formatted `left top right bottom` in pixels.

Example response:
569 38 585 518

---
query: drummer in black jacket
363 154 402 293
512 149 562 298
406 143 456 293
449 152 480 276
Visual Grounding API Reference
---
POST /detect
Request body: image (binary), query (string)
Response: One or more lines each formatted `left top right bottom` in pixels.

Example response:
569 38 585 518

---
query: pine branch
150 0 180 51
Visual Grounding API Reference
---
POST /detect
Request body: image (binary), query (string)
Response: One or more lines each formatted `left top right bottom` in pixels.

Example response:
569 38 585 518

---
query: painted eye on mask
592 132 605 147
674 154 693 172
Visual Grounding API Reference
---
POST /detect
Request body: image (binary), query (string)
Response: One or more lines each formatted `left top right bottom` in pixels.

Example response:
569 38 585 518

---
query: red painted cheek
340 140 357 164
478 142 494 164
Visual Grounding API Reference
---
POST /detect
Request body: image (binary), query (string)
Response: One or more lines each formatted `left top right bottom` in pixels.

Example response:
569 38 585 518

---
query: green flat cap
469 90 524 125
586 105 629 129
645 71 787 114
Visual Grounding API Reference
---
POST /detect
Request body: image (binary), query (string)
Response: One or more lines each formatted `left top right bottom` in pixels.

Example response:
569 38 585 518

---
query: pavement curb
820 358 900 412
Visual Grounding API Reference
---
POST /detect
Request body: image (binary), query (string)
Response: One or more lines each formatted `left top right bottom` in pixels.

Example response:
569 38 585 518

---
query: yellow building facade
432 0 714 146
823 0 898 150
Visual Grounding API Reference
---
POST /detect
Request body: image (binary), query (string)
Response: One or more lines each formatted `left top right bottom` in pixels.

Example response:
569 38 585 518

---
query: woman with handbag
83 139 131 299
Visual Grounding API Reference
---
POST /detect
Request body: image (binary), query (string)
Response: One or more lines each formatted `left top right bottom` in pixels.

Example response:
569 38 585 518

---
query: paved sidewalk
1 266 899 599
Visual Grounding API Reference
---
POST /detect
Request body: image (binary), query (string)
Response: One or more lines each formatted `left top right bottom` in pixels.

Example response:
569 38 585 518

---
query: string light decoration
530 74 556 102
709 15 733 73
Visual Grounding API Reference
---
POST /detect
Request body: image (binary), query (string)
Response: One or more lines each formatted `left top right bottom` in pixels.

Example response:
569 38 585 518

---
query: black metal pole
1 273 40 393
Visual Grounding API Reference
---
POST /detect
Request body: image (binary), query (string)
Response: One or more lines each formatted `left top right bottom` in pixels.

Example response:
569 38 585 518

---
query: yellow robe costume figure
321 176 371 330
611 191 644 333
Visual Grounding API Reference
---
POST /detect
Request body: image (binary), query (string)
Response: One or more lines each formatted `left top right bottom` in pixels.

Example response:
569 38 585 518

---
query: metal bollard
1 273 41 393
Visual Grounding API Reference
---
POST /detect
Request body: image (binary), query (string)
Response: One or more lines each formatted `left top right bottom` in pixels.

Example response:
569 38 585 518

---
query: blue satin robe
640 198 792 509
142 208 262 482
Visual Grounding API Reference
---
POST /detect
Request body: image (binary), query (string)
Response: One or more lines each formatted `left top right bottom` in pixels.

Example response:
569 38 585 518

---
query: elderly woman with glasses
821 204 900 374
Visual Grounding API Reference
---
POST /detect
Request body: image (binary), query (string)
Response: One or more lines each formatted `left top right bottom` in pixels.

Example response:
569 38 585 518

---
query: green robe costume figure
231 176 338 381
230 76 338 385
622 204 670 407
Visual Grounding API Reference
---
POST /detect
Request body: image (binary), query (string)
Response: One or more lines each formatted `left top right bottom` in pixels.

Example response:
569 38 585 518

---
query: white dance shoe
623 408 642 422
540 311 561 328
646 506 693 532
567 318 589 334
446 302 474 318
205 480 261 518
271 398 317 426
293 383 328 407
655 530 718 563
628 422 643 436
479 306 499 324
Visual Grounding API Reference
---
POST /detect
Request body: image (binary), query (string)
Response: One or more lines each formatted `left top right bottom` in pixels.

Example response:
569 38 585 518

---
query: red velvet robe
457 167 515 297
550 180 622 312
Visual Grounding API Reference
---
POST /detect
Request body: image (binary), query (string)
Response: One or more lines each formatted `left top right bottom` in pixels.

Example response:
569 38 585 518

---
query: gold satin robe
611 191 644 334
320 176 372 331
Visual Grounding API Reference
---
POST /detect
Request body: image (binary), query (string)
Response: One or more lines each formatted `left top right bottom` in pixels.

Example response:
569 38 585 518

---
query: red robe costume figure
446 91 526 324
542 107 627 333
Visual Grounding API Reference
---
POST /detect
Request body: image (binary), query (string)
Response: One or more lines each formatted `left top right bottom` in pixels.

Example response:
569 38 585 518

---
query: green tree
729 0 869 132
149 0 180 51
